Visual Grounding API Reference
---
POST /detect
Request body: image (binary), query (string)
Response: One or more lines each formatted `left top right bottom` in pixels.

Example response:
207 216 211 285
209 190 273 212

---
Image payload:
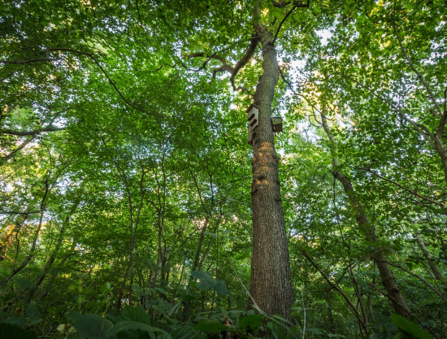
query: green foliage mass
1 0 447 338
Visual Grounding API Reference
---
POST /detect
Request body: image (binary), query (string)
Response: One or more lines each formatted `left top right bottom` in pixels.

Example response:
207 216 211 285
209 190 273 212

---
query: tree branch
0 58 59 64
187 36 259 92
229 35 259 89
375 259 447 303
436 109 447 140
185 52 225 72
273 5 297 44
2 126 65 136
2 48 164 118
88 55 163 117
1 137 34 162
363 169 444 208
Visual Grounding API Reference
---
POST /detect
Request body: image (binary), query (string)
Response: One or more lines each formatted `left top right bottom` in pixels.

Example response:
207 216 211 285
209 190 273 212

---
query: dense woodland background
0 0 446 338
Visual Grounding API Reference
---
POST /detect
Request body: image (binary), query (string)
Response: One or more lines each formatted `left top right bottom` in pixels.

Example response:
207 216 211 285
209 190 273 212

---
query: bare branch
187 36 259 92
185 52 225 72
212 65 234 79
1 137 34 162
229 35 259 88
2 126 65 136
187 52 227 65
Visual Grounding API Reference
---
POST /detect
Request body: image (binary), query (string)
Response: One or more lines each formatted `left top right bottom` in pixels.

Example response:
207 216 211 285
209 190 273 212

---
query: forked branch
187 36 259 92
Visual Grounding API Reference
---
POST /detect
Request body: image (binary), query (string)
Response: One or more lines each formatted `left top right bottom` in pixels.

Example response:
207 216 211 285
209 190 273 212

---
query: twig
88 55 163 117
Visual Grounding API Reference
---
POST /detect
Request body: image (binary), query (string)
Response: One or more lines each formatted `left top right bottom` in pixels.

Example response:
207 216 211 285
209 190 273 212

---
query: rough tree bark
248 5 293 319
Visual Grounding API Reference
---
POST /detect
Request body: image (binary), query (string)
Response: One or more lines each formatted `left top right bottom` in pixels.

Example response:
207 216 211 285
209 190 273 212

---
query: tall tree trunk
27 216 71 301
320 110 410 317
149 150 167 288
327 301 336 334
434 139 447 186
416 233 446 284
248 6 293 319
39 237 77 301
182 217 209 319
117 263 130 310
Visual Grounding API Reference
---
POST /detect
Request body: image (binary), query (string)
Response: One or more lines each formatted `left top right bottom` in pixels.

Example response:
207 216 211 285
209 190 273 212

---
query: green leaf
239 314 264 330
109 321 171 339
153 287 167 295
121 306 150 325
0 323 38 339
17 277 36 289
132 285 144 294
238 249 251 260
390 314 433 339
100 282 112 293
191 271 228 295
191 271 213 281
194 320 229 333
1 317 27 326
154 298 172 315
65 309 82 322
72 313 115 339
171 326 198 339
26 302 42 326
214 278 228 296
180 294 194 302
